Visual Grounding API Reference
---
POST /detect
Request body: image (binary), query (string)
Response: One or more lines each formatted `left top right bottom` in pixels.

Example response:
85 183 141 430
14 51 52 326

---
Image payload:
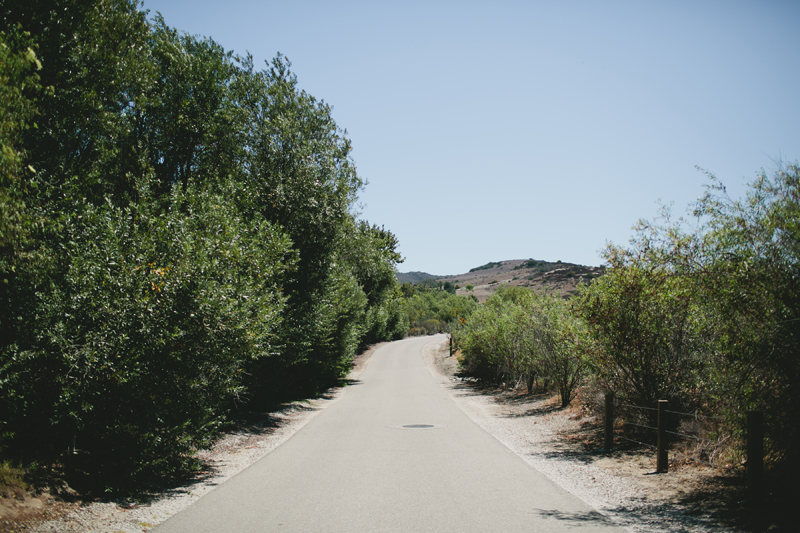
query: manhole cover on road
388 424 446 430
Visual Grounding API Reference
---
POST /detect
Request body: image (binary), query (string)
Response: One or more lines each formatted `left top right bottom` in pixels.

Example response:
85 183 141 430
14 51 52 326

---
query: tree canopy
0 0 405 492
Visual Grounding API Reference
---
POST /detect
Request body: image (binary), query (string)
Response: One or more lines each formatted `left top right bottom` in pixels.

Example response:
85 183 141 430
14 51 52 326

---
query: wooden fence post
604 392 614 450
657 400 668 473
747 411 764 505
449 334 453 356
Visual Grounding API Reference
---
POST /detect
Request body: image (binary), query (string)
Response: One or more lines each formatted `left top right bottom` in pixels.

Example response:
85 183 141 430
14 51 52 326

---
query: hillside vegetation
398 258 603 303
395 271 438 284
0 0 406 493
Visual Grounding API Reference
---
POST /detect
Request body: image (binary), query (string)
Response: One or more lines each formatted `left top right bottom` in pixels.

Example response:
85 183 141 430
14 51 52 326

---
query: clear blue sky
140 0 800 274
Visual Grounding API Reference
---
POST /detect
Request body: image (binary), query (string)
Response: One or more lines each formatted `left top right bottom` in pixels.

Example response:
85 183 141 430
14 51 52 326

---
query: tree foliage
0 0 405 491
403 286 477 336
574 252 702 411
574 163 800 465
0 24 45 296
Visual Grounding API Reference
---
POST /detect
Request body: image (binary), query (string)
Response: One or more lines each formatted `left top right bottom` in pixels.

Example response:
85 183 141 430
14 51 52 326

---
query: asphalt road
154 335 627 532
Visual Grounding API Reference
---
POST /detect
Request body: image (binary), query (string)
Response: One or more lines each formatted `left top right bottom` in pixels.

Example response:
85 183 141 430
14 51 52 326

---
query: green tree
0 25 47 456
234 53 367 400
399 282 416 298
404 290 477 335
340 221 406 346
0 0 408 491
573 163 800 462
574 253 702 411
1 0 156 207
144 17 243 196
0 2 295 488
693 164 800 455
0 25 45 294
1 177 294 489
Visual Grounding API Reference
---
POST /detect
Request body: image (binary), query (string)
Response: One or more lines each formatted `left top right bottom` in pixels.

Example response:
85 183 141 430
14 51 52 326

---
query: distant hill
398 259 605 302
396 271 439 284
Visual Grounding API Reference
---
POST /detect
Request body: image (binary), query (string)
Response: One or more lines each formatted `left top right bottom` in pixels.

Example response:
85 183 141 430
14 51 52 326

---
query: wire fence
607 395 742 472
600 394 763 502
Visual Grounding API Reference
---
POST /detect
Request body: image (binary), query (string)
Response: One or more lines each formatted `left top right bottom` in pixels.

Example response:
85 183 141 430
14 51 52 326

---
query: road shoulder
421 336 737 533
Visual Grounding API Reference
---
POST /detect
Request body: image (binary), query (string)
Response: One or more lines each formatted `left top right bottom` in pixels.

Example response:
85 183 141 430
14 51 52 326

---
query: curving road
154 335 627 532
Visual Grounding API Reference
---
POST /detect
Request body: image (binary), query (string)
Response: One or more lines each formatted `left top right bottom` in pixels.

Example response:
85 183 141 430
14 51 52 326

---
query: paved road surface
155 335 627 532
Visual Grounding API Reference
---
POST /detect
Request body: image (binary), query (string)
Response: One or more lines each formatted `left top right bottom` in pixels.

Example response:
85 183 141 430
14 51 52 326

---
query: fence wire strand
665 429 717 444
617 435 657 449
624 421 658 432
611 400 733 472
619 403 657 412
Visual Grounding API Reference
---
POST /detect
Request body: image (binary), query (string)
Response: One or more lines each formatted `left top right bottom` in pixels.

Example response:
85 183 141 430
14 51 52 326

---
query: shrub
574 261 701 415
458 287 587 404
403 290 477 335
1 181 293 489
513 259 544 271
0 461 28 499
469 261 502 272
574 163 800 462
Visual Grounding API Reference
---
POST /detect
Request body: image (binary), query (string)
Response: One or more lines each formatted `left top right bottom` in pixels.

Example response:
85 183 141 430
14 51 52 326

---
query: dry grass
0 463 27 501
